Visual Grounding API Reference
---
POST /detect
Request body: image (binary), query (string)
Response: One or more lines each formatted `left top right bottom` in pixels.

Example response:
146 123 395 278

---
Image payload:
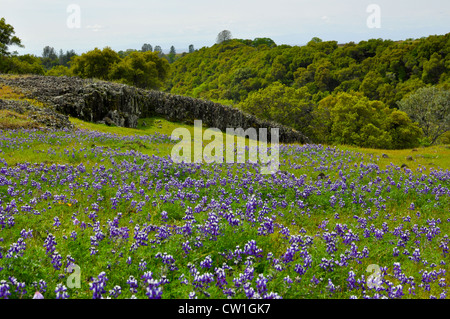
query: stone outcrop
0 96 73 130
0 75 310 143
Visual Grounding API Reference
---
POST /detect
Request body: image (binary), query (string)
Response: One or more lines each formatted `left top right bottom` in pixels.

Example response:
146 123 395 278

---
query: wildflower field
0 117 449 300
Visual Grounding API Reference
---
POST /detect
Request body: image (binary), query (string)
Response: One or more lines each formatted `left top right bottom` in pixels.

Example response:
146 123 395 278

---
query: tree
216 30 232 44
41 46 59 69
422 52 446 84
2 54 45 75
0 17 23 56
239 82 314 136
397 86 450 145
168 45 176 63
153 45 164 58
252 38 276 48
70 47 121 80
141 43 152 52
359 70 384 100
58 49 77 67
109 51 170 89
189 44 195 53
314 91 421 149
46 65 71 77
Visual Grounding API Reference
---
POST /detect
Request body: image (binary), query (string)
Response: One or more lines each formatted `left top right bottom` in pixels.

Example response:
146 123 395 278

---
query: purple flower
55 283 69 299
327 279 336 294
200 255 213 269
89 272 108 299
127 276 138 293
109 285 122 299
0 280 11 299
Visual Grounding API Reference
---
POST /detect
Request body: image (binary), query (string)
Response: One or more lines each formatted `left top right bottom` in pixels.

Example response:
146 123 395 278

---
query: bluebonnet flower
200 255 213 269
189 291 197 299
155 252 178 271
409 248 421 263
179 274 189 285
0 280 11 299
43 233 57 255
55 283 69 299
32 279 47 295
193 272 214 290
51 251 62 270
90 272 108 299
182 240 192 255
161 210 168 222
281 243 300 264
142 272 163 299
243 240 263 258
215 267 228 289
127 276 138 293
327 279 336 294
284 276 293 288
53 216 61 228
347 271 357 290
20 228 33 239
393 247 400 257
5 237 27 259
138 259 147 271
255 274 269 296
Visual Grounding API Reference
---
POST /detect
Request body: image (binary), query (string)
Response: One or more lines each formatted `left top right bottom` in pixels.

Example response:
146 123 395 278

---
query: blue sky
1 0 449 56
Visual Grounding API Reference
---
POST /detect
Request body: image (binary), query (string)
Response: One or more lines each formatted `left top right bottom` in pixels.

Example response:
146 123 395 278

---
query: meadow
0 116 449 299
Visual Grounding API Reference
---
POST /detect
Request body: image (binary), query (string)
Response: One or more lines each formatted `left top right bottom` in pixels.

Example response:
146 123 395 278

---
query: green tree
252 38 276 48
168 45 176 63
385 110 423 149
0 17 23 56
397 86 450 145
239 82 314 136
2 54 45 75
70 47 121 80
314 91 421 149
359 70 384 100
422 52 446 84
41 46 59 69
46 65 71 77
109 51 169 89
58 49 77 67
189 44 195 53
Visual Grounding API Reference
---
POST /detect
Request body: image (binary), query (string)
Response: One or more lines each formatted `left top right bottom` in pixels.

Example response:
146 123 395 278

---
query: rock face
0 95 74 130
0 75 310 144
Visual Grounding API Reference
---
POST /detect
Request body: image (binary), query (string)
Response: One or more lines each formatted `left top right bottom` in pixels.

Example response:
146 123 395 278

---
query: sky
1 0 449 56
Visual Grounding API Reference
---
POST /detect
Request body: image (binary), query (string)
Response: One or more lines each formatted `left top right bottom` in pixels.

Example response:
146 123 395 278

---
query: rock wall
0 75 310 143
